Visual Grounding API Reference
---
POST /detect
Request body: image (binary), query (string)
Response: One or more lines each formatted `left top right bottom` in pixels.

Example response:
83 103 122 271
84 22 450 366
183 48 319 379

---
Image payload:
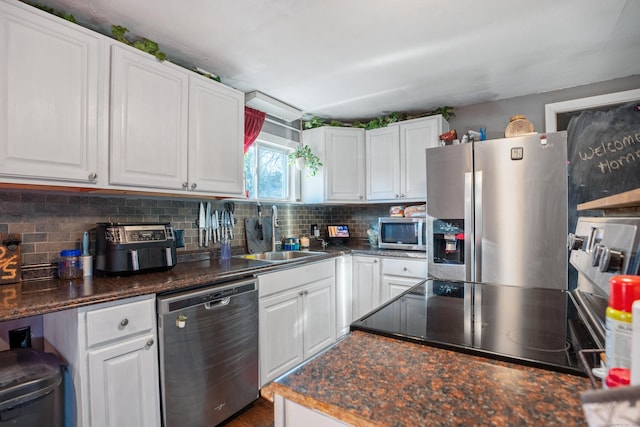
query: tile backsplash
0 190 404 266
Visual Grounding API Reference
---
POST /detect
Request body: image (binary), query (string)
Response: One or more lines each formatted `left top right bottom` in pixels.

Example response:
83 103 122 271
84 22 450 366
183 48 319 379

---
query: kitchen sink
234 251 326 263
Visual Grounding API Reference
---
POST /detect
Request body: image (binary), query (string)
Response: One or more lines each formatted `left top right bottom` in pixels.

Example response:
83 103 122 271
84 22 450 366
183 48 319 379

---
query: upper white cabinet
109 44 245 196
109 44 189 191
366 126 400 200
0 0 106 186
188 75 244 195
366 116 448 202
301 127 366 203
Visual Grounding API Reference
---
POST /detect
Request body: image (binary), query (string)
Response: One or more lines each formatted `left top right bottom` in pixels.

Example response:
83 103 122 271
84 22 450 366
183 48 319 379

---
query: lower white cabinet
381 257 427 303
43 294 160 427
274 395 350 427
258 260 336 387
335 255 352 338
351 255 381 320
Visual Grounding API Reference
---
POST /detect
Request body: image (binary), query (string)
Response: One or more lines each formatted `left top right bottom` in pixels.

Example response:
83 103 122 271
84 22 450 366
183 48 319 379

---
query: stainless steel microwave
378 217 426 251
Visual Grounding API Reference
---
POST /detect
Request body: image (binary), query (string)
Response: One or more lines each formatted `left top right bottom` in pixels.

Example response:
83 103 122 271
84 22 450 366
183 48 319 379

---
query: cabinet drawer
382 258 426 278
259 259 335 298
85 297 155 347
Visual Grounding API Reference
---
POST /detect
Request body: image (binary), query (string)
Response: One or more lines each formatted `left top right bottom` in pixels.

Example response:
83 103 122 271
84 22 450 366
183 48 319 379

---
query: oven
568 216 640 349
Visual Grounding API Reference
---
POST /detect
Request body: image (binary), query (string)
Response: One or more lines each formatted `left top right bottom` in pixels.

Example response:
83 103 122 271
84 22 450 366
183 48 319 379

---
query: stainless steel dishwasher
157 277 258 427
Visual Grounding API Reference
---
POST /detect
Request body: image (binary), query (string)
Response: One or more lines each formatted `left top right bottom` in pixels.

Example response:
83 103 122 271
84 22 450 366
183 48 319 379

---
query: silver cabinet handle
146 338 154 347
191 183 197 190
373 259 378 263
403 267 408 271
88 172 97 181
359 195 364 200
395 194 399 198
120 318 129 327
182 182 188 189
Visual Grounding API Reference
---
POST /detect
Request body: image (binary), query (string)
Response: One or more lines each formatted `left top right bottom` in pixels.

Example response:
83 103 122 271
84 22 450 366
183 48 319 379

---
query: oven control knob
591 243 605 267
599 247 624 273
567 233 585 250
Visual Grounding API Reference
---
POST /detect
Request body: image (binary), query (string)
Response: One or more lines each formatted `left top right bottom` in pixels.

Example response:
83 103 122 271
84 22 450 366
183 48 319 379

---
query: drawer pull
146 338 155 347
120 318 129 327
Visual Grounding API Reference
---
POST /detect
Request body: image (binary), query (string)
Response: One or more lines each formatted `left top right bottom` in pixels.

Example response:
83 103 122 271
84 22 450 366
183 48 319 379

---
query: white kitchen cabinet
301 127 366 203
274 395 350 427
381 257 427 303
109 43 189 191
335 255 353 337
43 294 160 427
109 43 244 196
366 126 400 200
0 0 106 187
188 74 244 195
258 260 336 386
366 116 448 202
351 255 381 320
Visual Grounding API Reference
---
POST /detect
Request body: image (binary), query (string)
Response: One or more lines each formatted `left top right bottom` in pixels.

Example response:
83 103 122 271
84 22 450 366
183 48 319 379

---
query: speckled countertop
263 331 591 426
0 243 422 321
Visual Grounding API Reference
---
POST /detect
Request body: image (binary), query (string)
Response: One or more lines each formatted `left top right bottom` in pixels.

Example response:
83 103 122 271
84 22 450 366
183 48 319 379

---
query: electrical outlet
314 229 320 238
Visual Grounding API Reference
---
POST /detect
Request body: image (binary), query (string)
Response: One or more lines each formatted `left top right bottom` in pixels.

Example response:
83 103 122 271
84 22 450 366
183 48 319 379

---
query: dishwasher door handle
205 297 231 309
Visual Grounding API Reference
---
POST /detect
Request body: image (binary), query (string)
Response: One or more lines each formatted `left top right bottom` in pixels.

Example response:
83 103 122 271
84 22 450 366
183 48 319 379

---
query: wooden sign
0 233 21 284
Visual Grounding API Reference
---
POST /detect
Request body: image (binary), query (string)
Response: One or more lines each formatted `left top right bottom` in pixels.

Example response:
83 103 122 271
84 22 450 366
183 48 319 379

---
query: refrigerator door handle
465 171 474 282
474 170 483 282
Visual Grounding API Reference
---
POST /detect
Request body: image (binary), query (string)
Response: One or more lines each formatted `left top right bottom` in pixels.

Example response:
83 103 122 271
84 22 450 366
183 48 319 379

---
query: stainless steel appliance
378 217 426 251
95 222 177 274
568 216 640 349
426 132 568 289
157 278 259 427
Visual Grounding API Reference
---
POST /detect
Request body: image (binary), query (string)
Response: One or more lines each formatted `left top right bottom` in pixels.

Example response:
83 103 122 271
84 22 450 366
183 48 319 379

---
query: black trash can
0 348 65 427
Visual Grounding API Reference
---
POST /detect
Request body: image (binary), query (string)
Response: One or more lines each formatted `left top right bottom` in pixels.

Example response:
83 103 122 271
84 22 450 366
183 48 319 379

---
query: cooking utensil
205 202 211 247
256 203 263 240
214 210 220 243
198 202 206 247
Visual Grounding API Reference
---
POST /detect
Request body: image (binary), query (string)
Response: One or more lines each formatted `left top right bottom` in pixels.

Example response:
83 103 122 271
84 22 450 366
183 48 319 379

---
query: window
244 115 301 201
244 141 292 200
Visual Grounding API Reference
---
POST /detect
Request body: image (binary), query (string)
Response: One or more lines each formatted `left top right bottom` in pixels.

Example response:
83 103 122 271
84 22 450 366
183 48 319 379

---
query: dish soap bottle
605 275 640 371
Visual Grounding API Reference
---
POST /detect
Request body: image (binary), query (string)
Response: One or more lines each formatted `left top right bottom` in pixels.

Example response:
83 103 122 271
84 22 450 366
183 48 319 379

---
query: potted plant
288 144 323 177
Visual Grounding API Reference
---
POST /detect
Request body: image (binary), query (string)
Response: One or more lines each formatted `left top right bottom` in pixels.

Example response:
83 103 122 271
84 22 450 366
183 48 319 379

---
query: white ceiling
33 0 640 121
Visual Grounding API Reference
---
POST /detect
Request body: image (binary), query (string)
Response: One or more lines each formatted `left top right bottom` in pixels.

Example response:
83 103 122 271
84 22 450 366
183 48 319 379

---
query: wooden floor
220 397 274 427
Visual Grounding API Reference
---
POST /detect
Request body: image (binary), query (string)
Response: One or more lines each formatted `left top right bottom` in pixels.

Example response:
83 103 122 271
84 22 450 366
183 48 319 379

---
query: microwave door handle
465 171 474 282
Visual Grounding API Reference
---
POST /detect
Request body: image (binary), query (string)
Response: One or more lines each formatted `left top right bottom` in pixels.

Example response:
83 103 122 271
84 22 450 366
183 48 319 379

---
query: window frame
244 132 298 202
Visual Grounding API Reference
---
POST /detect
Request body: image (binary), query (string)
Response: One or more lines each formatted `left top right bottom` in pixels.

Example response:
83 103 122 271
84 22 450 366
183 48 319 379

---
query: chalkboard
567 101 640 230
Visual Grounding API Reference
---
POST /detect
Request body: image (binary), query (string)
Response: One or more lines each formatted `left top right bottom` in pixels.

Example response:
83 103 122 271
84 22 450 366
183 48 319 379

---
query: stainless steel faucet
271 205 279 251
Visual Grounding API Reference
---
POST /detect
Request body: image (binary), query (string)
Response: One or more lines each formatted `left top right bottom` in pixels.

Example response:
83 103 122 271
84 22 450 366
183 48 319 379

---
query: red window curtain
244 107 266 153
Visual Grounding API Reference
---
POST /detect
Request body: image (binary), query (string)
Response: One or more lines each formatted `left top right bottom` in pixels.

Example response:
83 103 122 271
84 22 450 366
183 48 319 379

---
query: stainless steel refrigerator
425 132 568 290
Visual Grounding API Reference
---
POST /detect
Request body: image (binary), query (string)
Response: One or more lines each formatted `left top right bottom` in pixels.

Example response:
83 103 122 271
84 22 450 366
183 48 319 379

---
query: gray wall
448 75 640 140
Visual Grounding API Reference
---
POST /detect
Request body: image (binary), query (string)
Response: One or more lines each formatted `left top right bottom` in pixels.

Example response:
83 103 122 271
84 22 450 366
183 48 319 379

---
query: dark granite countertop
0 244 423 321
262 331 591 426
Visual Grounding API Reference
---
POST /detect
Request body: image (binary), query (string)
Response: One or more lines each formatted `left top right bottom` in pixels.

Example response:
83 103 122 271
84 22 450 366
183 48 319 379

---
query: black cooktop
350 279 597 376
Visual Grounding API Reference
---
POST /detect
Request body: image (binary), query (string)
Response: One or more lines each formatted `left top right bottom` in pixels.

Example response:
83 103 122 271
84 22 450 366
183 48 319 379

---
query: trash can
0 348 65 427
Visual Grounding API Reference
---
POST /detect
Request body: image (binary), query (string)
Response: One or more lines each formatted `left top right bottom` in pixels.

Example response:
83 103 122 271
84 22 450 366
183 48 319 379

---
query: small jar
59 249 82 279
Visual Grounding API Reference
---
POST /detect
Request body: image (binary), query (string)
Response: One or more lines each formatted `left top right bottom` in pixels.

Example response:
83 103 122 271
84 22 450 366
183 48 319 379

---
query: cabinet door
303 278 336 358
87 334 160 427
382 275 422 303
188 76 244 195
0 2 102 185
325 127 365 202
352 256 380 320
366 126 400 201
400 116 447 200
109 44 189 190
259 290 304 386
335 255 353 338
